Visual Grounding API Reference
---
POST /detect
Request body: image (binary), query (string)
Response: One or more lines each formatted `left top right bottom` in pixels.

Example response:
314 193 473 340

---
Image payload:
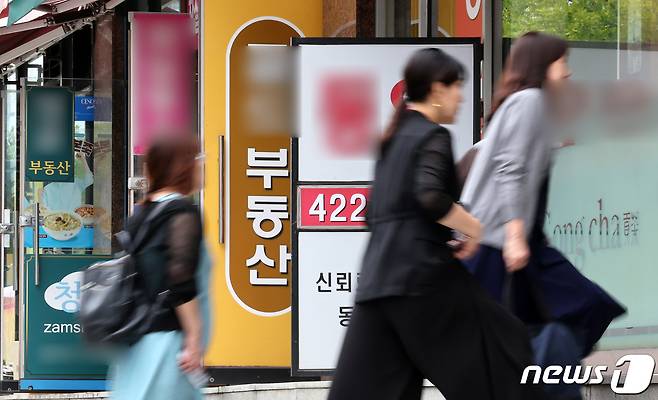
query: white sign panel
297 231 370 371
297 42 478 182
293 40 479 374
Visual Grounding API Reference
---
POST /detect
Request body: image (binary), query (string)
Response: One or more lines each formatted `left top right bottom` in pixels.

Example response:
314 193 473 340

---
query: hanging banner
26 87 74 183
130 12 194 154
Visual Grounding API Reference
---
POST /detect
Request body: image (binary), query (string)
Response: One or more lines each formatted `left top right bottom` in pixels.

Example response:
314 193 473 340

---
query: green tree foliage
503 0 658 43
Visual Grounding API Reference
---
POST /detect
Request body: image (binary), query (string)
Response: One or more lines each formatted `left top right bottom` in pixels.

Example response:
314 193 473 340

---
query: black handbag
79 201 171 345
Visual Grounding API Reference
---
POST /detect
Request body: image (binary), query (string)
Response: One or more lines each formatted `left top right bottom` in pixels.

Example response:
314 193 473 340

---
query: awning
5 0 118 26
0 0 117 34
0 24 66 68
0 0 125 71
8 0 43 26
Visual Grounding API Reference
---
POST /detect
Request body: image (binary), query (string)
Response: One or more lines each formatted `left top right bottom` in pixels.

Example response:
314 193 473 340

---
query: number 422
309 193 367 223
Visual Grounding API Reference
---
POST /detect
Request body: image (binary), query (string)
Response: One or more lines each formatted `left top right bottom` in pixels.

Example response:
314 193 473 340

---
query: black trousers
328 266 544 400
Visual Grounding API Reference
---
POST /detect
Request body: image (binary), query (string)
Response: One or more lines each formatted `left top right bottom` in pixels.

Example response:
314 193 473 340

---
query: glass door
1 75 119 391
1 79 20 391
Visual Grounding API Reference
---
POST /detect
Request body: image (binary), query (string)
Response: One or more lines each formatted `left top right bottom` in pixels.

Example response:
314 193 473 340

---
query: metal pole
493 0 503 85
482 0 503 117
429 0 439 37
18 78 26 381
418 0 428 37
617 0 621 80
482 0 493 115
199 0 205 215
32 202 39 286
375 0 386 37
127 14 135 215
0 89 5 385
394 0 411 37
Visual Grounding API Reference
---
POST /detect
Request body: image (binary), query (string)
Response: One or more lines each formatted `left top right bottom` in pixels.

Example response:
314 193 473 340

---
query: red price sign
299 186 370 228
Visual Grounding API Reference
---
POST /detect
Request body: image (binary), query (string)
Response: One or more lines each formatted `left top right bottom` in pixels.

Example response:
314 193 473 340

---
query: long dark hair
144 135 199 201
382 48 466 150
488 32 568 121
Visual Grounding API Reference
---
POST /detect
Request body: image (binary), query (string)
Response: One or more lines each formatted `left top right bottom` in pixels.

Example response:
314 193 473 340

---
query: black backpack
79 201 171 345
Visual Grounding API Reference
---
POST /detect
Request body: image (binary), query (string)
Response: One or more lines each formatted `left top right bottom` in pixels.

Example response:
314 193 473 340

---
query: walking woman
328 48 543 400
461 32 625 391
110 136 211 400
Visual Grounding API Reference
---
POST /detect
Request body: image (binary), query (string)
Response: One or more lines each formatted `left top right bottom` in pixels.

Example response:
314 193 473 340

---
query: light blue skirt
109 331 202 400
109 242 212 400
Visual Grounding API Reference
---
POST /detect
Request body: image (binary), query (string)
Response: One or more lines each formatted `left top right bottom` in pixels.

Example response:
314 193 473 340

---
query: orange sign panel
455 0 482 38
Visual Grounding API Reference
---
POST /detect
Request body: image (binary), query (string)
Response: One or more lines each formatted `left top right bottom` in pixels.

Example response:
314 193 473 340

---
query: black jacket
356 110 461 302
126 198 202 332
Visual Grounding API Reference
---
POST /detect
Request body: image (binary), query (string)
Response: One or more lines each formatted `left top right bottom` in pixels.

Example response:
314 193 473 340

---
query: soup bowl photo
42 211 83 241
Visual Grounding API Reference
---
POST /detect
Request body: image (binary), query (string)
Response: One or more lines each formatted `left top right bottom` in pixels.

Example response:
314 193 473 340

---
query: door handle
5 210 18 291
33 202 39 286
12 211 17 291
1 209 18 291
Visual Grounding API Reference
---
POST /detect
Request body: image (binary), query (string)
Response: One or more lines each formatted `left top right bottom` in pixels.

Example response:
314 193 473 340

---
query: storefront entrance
0 76 117 391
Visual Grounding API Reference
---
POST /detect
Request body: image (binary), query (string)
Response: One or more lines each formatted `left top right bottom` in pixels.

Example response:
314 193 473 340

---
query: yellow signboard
202 2 322 367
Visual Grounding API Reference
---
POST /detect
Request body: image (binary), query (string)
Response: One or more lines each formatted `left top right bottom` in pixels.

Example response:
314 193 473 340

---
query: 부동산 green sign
26 87 75 182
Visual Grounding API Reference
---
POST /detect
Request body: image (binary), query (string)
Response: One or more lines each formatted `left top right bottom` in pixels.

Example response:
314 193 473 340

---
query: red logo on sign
390 80 406 106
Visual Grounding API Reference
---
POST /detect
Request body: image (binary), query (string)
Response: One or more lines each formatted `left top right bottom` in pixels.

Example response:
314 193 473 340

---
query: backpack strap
115 200 174 255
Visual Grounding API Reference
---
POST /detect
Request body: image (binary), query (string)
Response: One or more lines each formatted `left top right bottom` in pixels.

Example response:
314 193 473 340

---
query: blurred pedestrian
109 136 210 400
328 48 542 400
461 32 625 400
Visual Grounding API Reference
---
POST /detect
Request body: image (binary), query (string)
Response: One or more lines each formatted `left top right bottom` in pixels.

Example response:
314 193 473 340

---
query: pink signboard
130 13 194 155
298 186 370 229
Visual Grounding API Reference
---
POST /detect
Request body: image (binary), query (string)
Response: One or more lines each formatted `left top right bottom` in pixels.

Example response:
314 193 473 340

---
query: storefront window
20 78 118 256
503 0 658 44
503 0 658 350
502 1 658 82
503 0 617 41
377 0 427 38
